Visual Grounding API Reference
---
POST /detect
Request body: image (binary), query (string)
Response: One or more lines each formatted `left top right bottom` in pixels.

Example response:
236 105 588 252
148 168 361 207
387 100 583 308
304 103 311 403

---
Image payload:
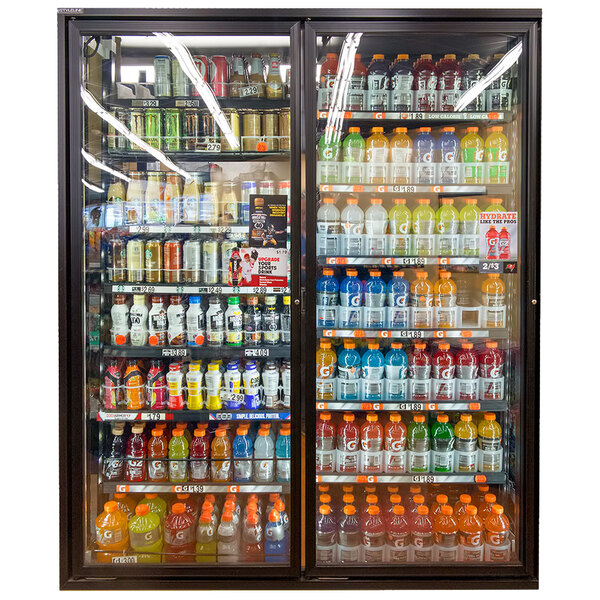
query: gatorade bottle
138 493 167 523
478 413 503 472
168 428 188 483
360 413 384 472
387 270 410 308
275 428 291 482
266 508 288 562
459 198 481 257
482 273 506 328
431 494 449 519
95 501 129 562
485 225 500 259
365 127 390 184
338 341 362 401
413 54 437 112
166 363 184 410
431 413 455 472
103 424 125 481
407 414 430 473
318 126 341 183
337 412 360 473
112 493 136 522
454 494 472 520
456 342 479 401
486 53 512 111
432 343 456 400
362 342 385 400
486 197 507 212
411 271 434 329
435 197 459 235
129 504 163 563
317 198 341 256
414 127 436 184
438 127 460 184
390 127 413 184
406 487 423 518
125 423 147 482
434 505 459 561
347 54 368 111
434 271 457 327
386 504 410 562
342 127 365 183
241 512 264 562
163 503 195 563
316 339 337 400
390 54 414 111
384 413 407 472
461 127 485 184
147 427 168 482
479 341 504 399
319 53 338 109
316 412 336 473
254 428 275 483
454 414 478 472
413 198 436 255
411 505 434 562
366 54 390 110
385 343 408 380
316 268 339 327
485 126 509 184
340 198 364 255
436 54 461 112
338 504 361 563
124 360 145 410
217 509 239 563
365 199 388 255
479 493 498 524
211 429 232 482
364 270 386 327
195 511 217 562
484 504 511 561
459 504 484 561
363 505 386 563
460 54 487 111
185 362 203 410
388 200 412 255
339 268 363 308
316 505 337 563
498 227 511 259
235 425 259 484
408 342 431 400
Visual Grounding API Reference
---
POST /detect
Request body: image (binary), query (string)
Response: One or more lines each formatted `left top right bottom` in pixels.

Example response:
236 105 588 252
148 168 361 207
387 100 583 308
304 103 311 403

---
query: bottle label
148 459 167 480
190 459 209 480
457 378 478 400
338 365 360 380
384 449 406 473
388 289 409 307
164 526 193 546
408 450 430 471
360 450 383 472
337 448 359 472
437 545 459 561
388 544 409 562
484 541 511 562
432 449 453 471
455 449 478 471
130 527 161 549
169 459 187 480
461 543 484 562
363 544 385 563
316 545 336 563
96 526 124 546
233 459 252 481
338 544 360 563
316 449 335 472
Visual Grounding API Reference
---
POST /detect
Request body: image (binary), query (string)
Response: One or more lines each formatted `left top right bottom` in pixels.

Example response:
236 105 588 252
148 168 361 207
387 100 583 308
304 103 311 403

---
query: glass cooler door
305 21 530 575
76 24 300 574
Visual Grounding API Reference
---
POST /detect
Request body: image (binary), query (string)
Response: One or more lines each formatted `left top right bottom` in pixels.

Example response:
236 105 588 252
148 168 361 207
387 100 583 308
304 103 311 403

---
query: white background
0 0 596 597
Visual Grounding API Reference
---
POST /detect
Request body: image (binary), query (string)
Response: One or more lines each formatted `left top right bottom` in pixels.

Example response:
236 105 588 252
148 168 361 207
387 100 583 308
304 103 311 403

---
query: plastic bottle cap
416 271 428 279
326 53 337 59
439 343 450 350
215 429 226 437
484 412 497 421
247 513 259 525
318 505 330 515
367 505 380 515
414 414 425 424
419 127 431 133
437 413 449 423
194 428 206 437
366 494 378 504
465 505 478 516
320 341 332 349
369 270 381 277
393 271 405 278
151 428 163 437
489 273 500 279
437 494 448 503
320 412 331 421
173 429 184 437
413 494 425 504
491 126 503 132
344 505 356 515
393 198 406 206
390 413 402 423
392 505 405 516
443 126 455 133
460 414 473 422
346 198 358 205
347 269 358 276
486 341 498 349
373 54 385 59
367 342 379 350
370 198 383 205
135 504 150 516
343 341 356 349
467 126 479 133
417 505 429 515
355 54 362 59
441 271 452 279
320 494 331 505
145 494 157 500
492 504 504 515
366 413 378 422
461 342 473 349
104 501 118 513
322 197 335 204
415 342 426 350
410 486 421 494
275 500 286 513
199 512 212 523
460 494 472 504
441 197 454 205
394 127 408 133
396 54 409 59
349 126 360 133
421 54 432 59
222 511 233 522
343 494 354 503
171 503 185 515
322 268 334 276
417 198 430 206
465 198 478 205
372 127 384 133
343 413 355 422
390 494 402 503
441 505 453 515
365 486 376 493
468 53 480 59
391 342 403 349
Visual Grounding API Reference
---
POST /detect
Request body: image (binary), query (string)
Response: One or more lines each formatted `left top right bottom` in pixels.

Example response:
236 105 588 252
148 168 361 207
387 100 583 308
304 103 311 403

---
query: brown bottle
248 53 265 98
229 55 247 98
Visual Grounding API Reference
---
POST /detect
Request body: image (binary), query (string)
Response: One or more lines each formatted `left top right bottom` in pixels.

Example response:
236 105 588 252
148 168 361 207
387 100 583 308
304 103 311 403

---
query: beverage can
200 109 217 141
210 55 229 97
279 108 290 150
145 239 163 283
202 240 219 284
144 108 162 149
259 180 276 195
127 239 145 282
107 238 126 282
183 109 200 150
183 240 202 283
262 110 279 151
171 57 190 97
242 110 261 151
192 55 210 91
163 239 182 283
154 55 172 97
108 109 129 149
220 241 237 285
220 108 240 152
129 109 145 148
164 108 181 151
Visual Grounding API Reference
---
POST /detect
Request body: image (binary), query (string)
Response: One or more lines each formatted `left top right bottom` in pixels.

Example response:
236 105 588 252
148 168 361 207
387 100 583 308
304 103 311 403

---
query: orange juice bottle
210 429 232 482
481 273 506 328
316 339 337 400
365 126 390 184
95 500 129 562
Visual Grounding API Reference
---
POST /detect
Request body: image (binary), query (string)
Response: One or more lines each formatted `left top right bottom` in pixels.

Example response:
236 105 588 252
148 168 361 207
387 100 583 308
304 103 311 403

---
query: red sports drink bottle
411 505 434 562
316 412 336 472
384 413 407 473
104 359 122 409
432 343 456 401
408 342 431 401
386 504 410 562
360 413 384 473
146 360 167 409
125 424 147 482
498 227 511 259
485 226 500 259
455 342 479 401
362 505 386 563
189 428 210 482
337 412 360 473
163 503 195 562
479 341 504 400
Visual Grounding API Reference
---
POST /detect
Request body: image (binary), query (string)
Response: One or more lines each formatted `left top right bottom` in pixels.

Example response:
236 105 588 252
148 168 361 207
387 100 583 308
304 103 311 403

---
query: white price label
161 348 188 357
412 475 435 483
240 85 260 97
139 412 165 421
199 142 221 152
142 100 159 108
245 348 269 357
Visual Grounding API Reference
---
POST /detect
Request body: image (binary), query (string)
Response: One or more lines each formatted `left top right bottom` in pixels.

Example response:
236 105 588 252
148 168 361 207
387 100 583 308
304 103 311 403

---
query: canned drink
163 108 181 151
127 239 145 282
203 182 221 226
242 110 261 151
183 240 202 283
183 109 200 150
163 239 182 283
145 239 163 283
202 240 219 284
220 241 237 284
107 239 126 282
154 55 172 97
240 180 257 225
220 108 240 152
108 109 129 149
129 109 145 149
192 56 210 96
144 108 162 149
171 57 190 97
200 110 217 142
262 110 279 151
279 108 290 151
210 55 229 97
277 180 291 202
259 180 276 195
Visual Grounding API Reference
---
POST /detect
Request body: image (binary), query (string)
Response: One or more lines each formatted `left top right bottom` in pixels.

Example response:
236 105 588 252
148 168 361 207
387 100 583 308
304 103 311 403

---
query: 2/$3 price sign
478 211 518 273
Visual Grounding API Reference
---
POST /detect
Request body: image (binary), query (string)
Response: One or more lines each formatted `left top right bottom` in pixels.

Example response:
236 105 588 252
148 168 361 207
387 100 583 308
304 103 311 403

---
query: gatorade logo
430 185 443 193
440 367 453 380
345 439 358 451
499 150 507 161
323 148 334 159
389 439 405 452
490 367 501 378
434 331 447 338
373 112 385 119
350 295 361 307
423 152 432 163
476 150 484 162
379 330 390 338
319 366 333 378
318 111 328 118
382 258 394 265
376 186 387 193
488 532 505 545
444 152 455 162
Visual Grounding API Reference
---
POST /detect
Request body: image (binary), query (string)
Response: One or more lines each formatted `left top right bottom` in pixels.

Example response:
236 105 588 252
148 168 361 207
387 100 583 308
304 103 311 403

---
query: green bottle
407 414 430 473
129 504 163 563
318 126 341 183
435 198 459 234
342 127 365 183
431 414 455 472
459 198 480 256
137 494 167 524
412 198 436 256
168 429 189 483
388 198 412 256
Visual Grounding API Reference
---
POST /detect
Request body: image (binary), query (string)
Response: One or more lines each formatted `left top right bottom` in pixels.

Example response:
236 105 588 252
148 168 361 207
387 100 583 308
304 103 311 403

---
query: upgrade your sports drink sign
479 211 518 270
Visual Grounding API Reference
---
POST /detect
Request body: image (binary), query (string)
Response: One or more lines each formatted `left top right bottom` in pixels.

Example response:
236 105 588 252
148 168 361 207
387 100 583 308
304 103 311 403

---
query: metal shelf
318 183 513 195
315 400 507 412
96 409 291 421
316 473 506 484
106 149 290 162
317 110 513 123
107 96 290 110
316 327 509 340
103 481 290 494
103 344 290 359
105 283 290 295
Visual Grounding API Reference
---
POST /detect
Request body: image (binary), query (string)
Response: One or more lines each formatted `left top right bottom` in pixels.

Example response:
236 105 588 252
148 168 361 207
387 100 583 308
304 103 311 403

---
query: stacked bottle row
315 483 512 564
317 269 507 330
317 196 510 258
109 294 290 348
95 491 289 564
316 410 503 474
318 52 513 112
316 339 504 403
103 421 290 484
317 126 509 186
100 173 290 228
103 357 290 411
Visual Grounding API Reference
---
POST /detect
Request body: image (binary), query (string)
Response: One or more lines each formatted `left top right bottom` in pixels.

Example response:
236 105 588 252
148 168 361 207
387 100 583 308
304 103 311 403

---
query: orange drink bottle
95 500 129 563
458 504 484 561
484 504 511 562
433 504 459 562
210 428 232 482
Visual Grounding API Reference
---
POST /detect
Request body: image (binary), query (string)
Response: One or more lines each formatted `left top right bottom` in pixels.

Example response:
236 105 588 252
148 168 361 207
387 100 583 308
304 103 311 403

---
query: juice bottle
461 127 485 183
347 54 368 110
485 126 509 183
366 54 390 111
390 127 413 184
411 505 434 562
168 428 188 482
390 54 414 111
454 414 478 472
430 414 455 472
481 273 505 328
433 505 459 562
413 54 437 112
124 360 145 410
486 197 506 212
459 198 480 256
388 199 412 255
319 53 339 109
412 198 436 256
407 414 430 473
459 504 484 561
164 173 182 226
147 427 168 482
478 413 503 472
436 53 461 112
211 429 232 482
163 503 195 563
106 178 126 227
365 126 390 184
316 340 337 400
484 504 511 561
112 493 137 521
196 511 217 562
129 504 163 563
95 501 129 563
454 494 472 520
342 127 365 183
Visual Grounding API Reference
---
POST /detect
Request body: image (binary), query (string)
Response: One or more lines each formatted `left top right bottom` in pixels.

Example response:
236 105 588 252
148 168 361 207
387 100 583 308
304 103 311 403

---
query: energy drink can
163 108 181 151
127 239 145 282
129 109 145 148
154 55 172 97
220 108 240 152
202 240 219 284
144 108 162 149
107 238 127 282
220 241 237 285
171 58 190 97
183 109 200 150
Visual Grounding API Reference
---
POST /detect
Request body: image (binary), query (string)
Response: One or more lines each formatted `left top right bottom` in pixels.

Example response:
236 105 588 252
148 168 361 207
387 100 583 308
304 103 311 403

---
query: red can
211 55 230 97
192 55 210 96
163 239 182 283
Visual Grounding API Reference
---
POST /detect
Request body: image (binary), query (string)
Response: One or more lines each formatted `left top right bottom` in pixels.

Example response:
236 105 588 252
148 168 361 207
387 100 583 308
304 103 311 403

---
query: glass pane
81 33 293 566
313 31 522 567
